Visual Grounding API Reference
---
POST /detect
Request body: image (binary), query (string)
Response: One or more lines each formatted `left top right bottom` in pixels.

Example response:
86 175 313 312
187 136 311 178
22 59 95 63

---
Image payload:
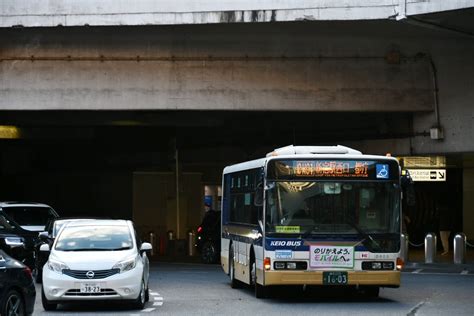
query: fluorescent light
0 126 22 139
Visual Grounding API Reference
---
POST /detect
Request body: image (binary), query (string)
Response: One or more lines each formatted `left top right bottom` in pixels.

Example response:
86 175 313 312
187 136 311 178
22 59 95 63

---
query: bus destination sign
294 161 369 178
268 159 398 180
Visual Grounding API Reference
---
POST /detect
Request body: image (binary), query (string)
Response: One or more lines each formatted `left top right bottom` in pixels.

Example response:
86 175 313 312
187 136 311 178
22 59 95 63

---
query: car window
55 225 133 251
3 207 56 227
0 214 15 231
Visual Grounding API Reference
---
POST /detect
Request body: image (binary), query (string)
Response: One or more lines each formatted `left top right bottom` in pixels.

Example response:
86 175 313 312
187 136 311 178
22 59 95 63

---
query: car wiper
59 248 125 251
111 247 132 251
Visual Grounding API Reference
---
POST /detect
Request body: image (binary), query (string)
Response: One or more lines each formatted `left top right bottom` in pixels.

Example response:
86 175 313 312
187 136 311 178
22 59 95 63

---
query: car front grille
64 289 118 297
62 269 120 279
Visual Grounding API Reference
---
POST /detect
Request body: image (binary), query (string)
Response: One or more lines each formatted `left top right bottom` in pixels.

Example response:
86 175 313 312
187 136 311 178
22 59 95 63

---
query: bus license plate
80 283 101 293
323 271 348 285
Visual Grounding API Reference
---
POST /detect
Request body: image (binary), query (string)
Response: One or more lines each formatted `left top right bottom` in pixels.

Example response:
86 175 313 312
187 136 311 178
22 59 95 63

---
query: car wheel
41 287 57 311
1 289 25 316
145 285 150 303
229 245 240 289
201 241 218 264
34 266 42 284
134 280 146 310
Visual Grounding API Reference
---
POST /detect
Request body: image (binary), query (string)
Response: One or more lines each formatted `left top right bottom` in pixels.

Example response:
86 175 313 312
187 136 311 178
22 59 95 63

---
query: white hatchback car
40 219 151 310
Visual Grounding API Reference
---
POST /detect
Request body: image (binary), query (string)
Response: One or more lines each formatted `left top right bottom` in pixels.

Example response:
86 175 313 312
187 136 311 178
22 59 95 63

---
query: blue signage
376 164 389 179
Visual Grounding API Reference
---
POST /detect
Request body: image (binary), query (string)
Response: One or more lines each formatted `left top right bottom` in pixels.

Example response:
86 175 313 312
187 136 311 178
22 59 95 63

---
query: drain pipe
428 56 442 134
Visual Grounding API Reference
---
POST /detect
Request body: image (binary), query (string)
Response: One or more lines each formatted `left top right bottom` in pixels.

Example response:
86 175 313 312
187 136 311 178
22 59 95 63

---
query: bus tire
255 282 268 299
229 245 241 289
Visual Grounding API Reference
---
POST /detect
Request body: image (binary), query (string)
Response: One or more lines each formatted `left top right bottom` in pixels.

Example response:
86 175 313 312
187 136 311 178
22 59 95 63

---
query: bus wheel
255 281 268 298
229 246 240 288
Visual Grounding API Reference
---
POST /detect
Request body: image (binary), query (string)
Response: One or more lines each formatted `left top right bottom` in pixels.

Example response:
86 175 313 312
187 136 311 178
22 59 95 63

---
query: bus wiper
346 219 382 252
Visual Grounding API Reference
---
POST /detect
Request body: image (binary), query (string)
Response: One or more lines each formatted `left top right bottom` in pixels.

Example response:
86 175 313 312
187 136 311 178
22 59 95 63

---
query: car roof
0 201 53 208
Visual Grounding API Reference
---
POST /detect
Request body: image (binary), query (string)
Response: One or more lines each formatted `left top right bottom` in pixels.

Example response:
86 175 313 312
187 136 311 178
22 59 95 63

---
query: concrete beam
0 58 432 111
1 0 473 27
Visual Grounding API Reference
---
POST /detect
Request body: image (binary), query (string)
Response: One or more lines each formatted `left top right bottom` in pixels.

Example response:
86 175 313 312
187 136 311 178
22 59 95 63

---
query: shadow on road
237 284 397 304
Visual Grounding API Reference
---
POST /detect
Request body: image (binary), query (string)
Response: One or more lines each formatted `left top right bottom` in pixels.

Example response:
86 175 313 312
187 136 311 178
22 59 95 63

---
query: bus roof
222 145 399 174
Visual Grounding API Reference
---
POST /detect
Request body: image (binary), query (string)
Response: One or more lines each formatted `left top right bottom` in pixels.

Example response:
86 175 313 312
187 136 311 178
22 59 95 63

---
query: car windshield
3 207 56 227
53 221 71 238
55 225 133 251
265 181 400 237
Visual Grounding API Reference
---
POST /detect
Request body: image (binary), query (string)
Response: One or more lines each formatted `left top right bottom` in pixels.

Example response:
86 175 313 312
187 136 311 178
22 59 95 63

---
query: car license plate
323 271 348 285
80 283 101 293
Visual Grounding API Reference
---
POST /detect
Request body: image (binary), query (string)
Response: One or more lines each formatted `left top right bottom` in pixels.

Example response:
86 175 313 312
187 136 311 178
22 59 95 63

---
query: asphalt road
34 262 474 315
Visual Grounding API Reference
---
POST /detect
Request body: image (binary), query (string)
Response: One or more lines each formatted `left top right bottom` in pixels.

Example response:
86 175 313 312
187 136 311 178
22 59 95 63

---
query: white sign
407 169 446 182
309 245 354 268
275 250 293 259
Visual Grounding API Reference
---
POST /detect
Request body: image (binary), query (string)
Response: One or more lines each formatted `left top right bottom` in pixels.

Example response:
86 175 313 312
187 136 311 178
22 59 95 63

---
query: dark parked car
195 211 221 263
0 213 37 270
0 250 36 315
0 202 59 233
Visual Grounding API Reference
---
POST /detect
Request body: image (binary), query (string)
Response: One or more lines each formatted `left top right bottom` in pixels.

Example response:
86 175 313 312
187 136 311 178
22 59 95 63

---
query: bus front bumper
264 270 400 287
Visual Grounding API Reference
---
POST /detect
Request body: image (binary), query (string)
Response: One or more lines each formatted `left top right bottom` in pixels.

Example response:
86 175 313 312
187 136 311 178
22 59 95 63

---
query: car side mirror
39 244 51 252
5 237 24 248
38 231 49 241
140 242 152 252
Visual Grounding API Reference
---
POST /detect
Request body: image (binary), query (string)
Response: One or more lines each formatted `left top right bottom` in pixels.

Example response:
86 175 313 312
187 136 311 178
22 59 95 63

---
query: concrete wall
1 0 472 27
133 172 203 241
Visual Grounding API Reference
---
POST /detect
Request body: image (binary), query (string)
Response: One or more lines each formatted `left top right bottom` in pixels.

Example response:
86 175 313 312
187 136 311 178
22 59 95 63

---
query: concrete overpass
1 0 473 26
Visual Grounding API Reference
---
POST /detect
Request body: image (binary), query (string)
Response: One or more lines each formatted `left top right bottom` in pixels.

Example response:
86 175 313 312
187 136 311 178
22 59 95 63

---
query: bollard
187 230 195 256
400 233 409 263
453 233 466 264
149 232 155 257
425 233 437 263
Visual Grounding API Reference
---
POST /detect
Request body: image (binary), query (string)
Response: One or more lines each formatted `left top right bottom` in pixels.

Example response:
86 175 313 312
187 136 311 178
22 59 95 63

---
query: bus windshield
265 181 400 240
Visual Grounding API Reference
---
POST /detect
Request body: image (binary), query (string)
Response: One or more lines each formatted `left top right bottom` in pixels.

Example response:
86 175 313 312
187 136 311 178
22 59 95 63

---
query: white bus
221 145 405 298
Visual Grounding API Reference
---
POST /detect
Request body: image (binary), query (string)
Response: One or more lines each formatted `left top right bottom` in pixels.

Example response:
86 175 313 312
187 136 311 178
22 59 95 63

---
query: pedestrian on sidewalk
436 198 452 256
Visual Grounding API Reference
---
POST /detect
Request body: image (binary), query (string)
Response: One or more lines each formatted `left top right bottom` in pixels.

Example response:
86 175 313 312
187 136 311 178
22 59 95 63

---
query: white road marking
412 269 423 274
154 296 163 301
460 270 469 275
142 308 156 313
153 302 164 306
151 292 160 296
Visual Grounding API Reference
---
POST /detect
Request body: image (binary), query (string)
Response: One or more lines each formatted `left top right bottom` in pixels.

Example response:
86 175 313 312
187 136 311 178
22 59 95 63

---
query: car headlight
47 259 69 273
112 256 138 273
5 237 24 247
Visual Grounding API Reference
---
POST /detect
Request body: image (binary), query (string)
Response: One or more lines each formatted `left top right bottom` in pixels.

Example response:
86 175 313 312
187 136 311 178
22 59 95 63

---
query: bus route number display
294 161 369 178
